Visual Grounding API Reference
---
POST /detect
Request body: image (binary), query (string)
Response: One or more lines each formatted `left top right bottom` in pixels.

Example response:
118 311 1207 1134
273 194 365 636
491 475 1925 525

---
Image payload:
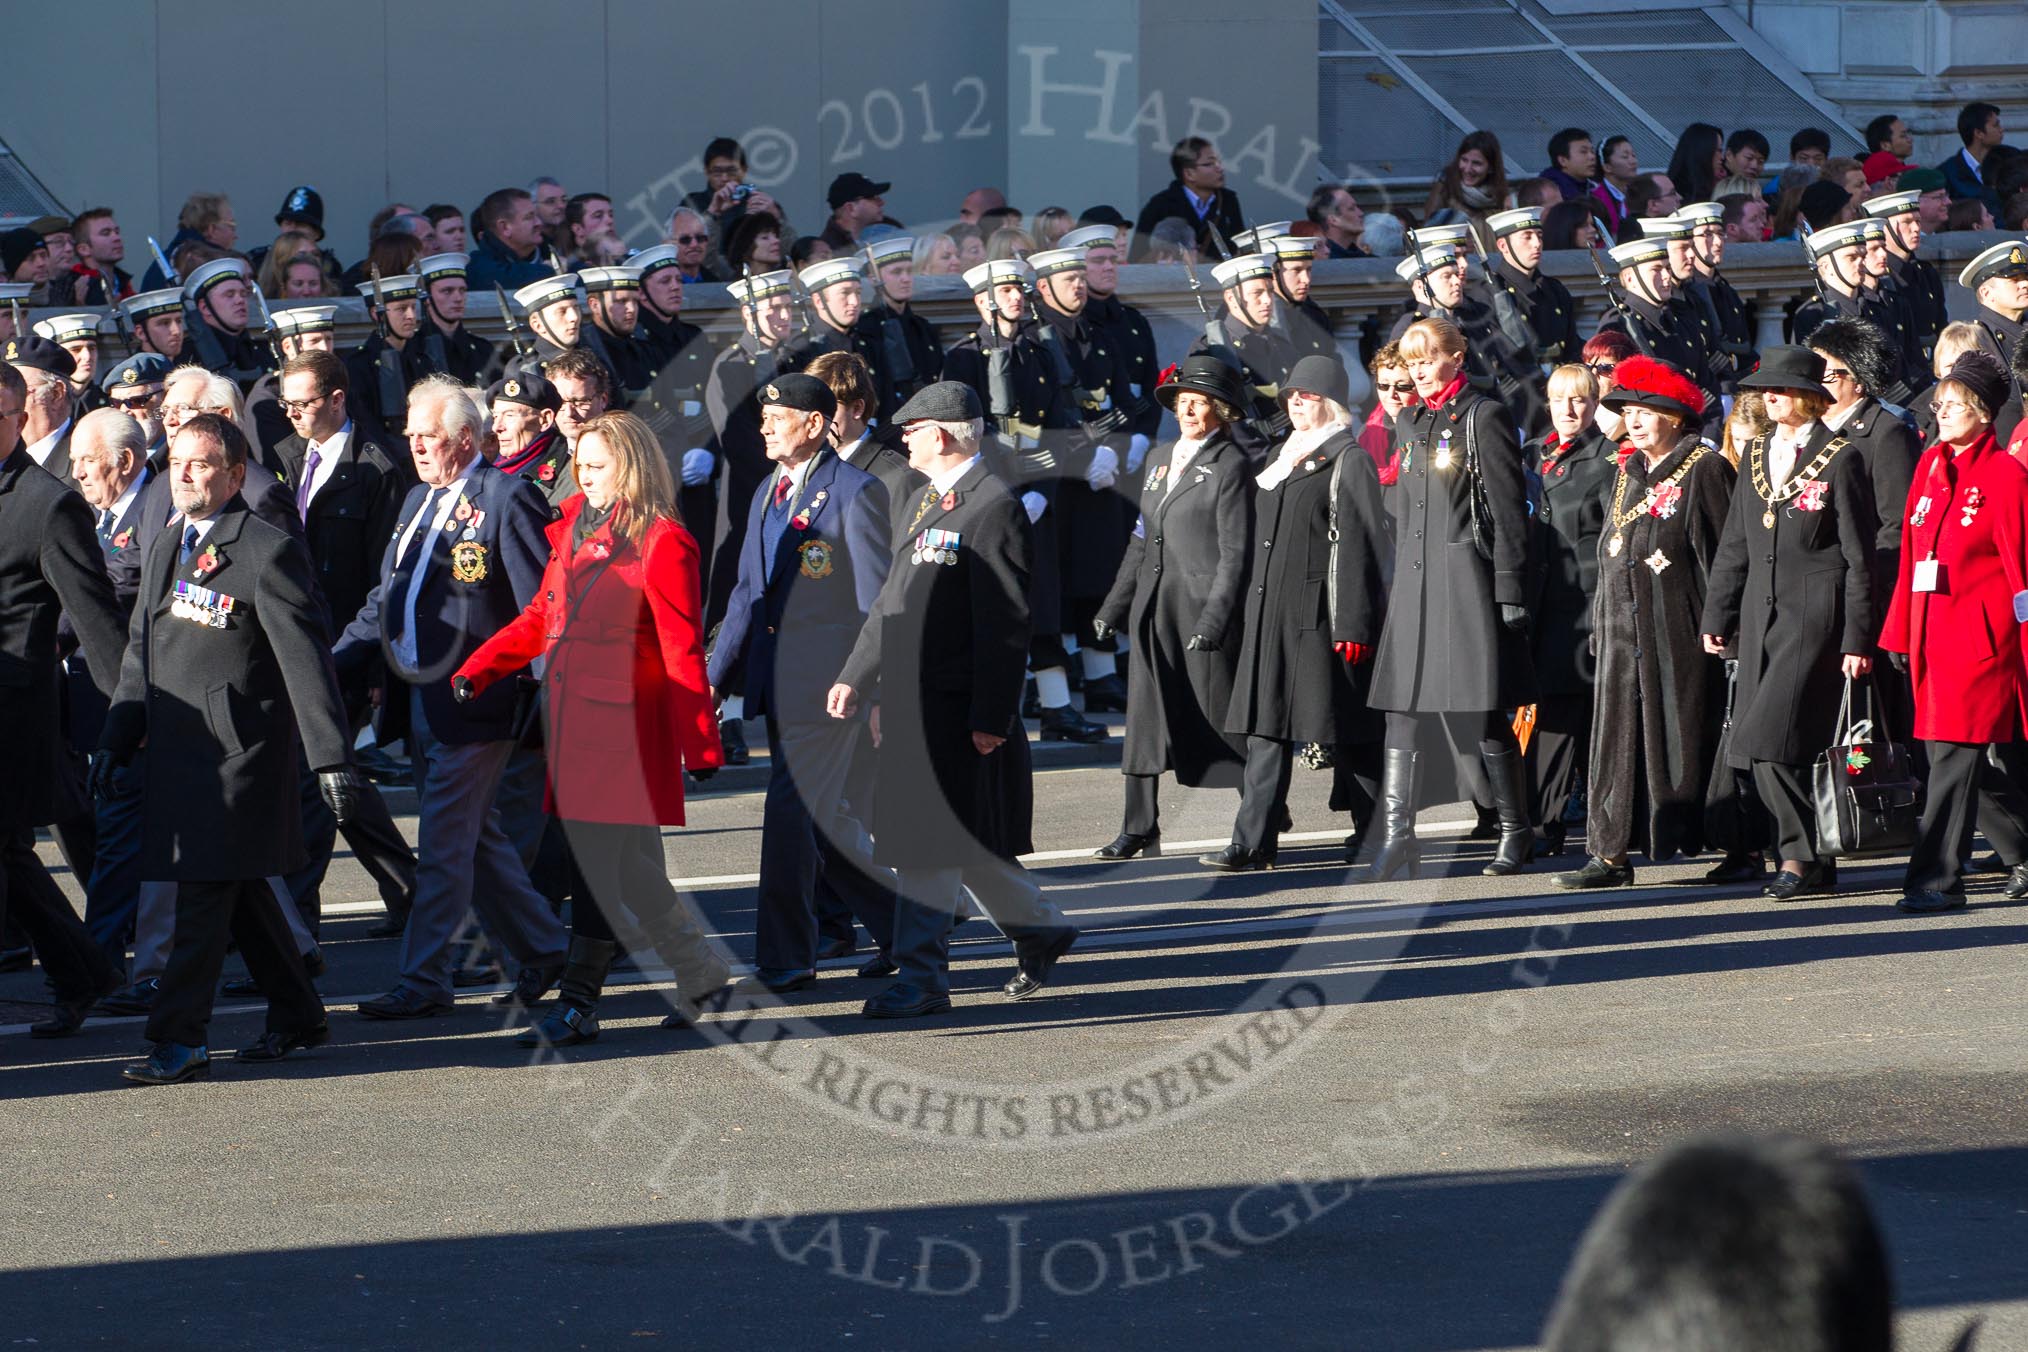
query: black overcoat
273 428 413 634
1226 428 1390 745
1701 424 1879 767
838 458 1035 867
101 497 352 880
1369 389 1536 713
1830 398 1919 602
1528 428 1618 696
1588 434 1735 861
1095 429 1251 782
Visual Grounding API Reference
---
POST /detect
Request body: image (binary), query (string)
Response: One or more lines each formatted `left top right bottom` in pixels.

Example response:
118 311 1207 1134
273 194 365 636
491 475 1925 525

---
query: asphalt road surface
4 729 2022 1350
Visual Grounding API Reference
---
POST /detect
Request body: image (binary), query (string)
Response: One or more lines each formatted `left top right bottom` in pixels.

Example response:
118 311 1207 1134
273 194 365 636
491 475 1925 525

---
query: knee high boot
517 936 616 1047
1363 749 1421 882
645 907 732 1030
1481 747 1535 877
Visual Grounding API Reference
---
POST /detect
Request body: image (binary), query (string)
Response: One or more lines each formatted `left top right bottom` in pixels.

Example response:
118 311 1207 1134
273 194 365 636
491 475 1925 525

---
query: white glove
680 448 715 486
1126 433 1151 474
1021 491 1048 524
1085 444 1120 491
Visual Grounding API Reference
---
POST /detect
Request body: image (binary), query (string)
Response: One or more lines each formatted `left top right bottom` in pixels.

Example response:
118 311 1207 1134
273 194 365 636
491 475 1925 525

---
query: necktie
909 484 939 529
773 475 793 509
297 446 322 519
393 488 445 667
179 523 199 566
96 509 115 546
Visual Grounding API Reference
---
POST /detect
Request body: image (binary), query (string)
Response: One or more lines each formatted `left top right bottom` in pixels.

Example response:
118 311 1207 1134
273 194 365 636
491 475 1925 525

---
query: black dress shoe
856 954 899 979
862 982 953 1018
96 978 160 1016
737 968 816 994
517 1005 598 1048
122 1042 211 1085
221 972 262 997
1468 805 1500 841
1004 927 1078 1000
2004 865 2028 900
1764 866 1831 902
1538 821 1567 857
356 987 452 1019
1704 851 1765 884
1039 705 1107 743
719 719 751 766
451 959 504 988
0 944 32 973
1094 831 1160 860
30 994 99 1038
1897 889 1967 914
491 962 563 1008
366 911 410 939
1970 852 2010 875
235 1024 331 1062
1553 857 1634 890
1198 843 1275 872
1082 673 1128 713
815 936 856 960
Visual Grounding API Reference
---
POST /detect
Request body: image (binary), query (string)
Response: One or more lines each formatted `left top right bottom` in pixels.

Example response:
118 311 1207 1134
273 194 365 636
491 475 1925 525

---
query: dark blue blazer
708 448 890 723
334 459 551 744
64 468 156 751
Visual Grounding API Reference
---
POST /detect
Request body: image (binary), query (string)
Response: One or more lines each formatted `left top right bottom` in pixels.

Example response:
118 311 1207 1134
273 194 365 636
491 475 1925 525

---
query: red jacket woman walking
456 410 727 1043
1878 354 2028 912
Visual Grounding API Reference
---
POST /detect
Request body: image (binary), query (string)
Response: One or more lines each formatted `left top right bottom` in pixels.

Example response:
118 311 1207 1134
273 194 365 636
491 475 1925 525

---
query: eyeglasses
109 397 157 411
278 392 330 415
0 405 23 420
1377 381 1416 394
1929 400 1973 416
1587 362 1617 377
1822 367 1855 383
162 404 201 419
672 234 709 245
559 396 603 412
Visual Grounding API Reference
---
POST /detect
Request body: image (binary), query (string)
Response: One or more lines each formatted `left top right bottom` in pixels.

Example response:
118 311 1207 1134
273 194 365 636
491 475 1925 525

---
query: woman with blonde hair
455 409 728 1045
911 232 960 275
1031 206 1073 250
1721 391 1774 467
255 229 320 296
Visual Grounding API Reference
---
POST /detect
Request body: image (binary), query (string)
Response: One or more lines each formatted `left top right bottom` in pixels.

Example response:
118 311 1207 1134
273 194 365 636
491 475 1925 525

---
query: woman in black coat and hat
1555 357 1736 889
1365 317 1537 880
1091 355 1254 859
1206 355 1391 870
1701 346 1880 900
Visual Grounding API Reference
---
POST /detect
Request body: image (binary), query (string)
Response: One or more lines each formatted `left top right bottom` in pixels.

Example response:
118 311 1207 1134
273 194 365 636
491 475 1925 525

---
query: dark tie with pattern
179 523 199 566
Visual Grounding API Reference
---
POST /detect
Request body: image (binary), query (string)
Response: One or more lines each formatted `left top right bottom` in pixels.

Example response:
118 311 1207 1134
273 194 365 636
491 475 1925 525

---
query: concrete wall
0 0 1316 265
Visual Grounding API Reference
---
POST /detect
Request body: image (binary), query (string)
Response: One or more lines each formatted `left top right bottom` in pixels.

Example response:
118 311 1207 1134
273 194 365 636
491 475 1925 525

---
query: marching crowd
5 107 2028 1088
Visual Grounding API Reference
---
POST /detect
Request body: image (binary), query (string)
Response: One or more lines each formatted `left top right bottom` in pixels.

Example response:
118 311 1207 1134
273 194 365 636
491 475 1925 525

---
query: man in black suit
710 374 896 991
99 415 359 1083
807 350 921 532
829 381 1077 1018
1133 136 1248 262
271 349 418 936
0 363 126 1036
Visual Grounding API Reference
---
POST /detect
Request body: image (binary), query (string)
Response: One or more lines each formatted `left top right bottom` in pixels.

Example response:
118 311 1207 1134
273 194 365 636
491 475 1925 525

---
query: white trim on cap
1958 239 2028 289
513 274 581 310
1232 222 1295 252
1860 190 1920 218
1804 221 1868 258
1486 208 1542 235
1674 202 1724 225
628 244 680 272
1210 254 1274 288
416 251 468 279
271 305 337 334
1058 225 1118 251
1636 216 1691 240
355 274 420 300
798 258 865 291
1608 238 1668 267
122 286 184 318
33 314 102 344
864 235 915 263
1413 223 1472 247
579 265 645 291
183 256 250 298
1028 247 1088 276
728 269 794 302
962 259 1034 293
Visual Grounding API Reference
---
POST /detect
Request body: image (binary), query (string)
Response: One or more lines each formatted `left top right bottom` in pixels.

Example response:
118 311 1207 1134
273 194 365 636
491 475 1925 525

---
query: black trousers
146 877 323 1048
1528 692 1590 829
1232 737 1296 852
561 821 710 961
1976 755 2028 866
1122 773 1161 836
289 759 417 932
1909 740 2028 895
0 828 114 1003
1751 760 1821 867
753 718 896 972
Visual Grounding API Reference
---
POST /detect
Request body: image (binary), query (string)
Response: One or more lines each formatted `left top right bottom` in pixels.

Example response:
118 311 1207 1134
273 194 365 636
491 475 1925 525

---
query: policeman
1062 223 1159 477
1957 239 2028 372
181 256 274 390
628 243 719 537
248 304 339 462
32 313 107 414
1676 202 1758 386
350 272 421 447
406 251 494 384
120 286 188 363
1860 189 1945 388
859 234 942 405
579 264 653 402
943 257 1104 744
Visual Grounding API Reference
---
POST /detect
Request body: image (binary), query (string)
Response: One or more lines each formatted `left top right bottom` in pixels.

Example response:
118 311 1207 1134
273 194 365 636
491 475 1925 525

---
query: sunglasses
109 397 157 411
672 233 709 245
1377 381 1416 394
1587 362 1617 376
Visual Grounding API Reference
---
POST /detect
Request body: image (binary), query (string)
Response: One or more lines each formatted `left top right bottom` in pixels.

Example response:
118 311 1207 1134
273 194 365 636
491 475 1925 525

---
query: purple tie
297 447 321 519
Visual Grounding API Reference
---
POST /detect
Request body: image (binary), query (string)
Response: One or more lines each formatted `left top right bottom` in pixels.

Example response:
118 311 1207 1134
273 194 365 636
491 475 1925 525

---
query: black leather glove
1500 604 1530 632
451 675 476 704
1887 651 1908 675
89 748 125 800
1186 634 1218 652
318 768 363 826
1092 618 1116 643
690 766 718 783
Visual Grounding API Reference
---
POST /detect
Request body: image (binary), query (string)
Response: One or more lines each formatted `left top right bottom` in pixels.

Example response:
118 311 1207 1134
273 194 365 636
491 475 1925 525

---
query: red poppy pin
110 527 132 551
537 459 557 483
1155 362 1179 387
587 540 611 561
789 512 811 531
1795 479 1829 513
1961 486 1983 527
454 494 474 522
941 491 958 510
191 543 221 579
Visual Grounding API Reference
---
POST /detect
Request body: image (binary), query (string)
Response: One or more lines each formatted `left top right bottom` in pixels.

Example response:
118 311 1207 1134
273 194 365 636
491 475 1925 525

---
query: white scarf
1256 423 1346 489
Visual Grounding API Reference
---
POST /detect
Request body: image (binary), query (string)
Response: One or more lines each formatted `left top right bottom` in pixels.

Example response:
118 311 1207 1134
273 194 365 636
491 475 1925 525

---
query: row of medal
912 527 961 566
170 579 235 629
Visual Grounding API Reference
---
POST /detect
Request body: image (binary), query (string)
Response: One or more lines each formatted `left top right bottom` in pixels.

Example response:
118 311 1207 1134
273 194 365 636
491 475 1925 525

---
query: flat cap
890 380 982 425
359 274 421 304
184 255 251 301
271 305 337 336
758 371 838 418
514 273 580 312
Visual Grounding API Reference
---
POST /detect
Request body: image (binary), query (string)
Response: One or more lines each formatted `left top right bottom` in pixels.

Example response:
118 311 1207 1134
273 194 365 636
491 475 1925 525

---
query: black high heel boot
1363 748 1421 882
517 936 616 1047
1480 747 1535 877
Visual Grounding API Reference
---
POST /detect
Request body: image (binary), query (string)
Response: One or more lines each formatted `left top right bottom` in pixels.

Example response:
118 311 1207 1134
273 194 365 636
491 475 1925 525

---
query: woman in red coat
1878 354 2028 913
455 410 728 1043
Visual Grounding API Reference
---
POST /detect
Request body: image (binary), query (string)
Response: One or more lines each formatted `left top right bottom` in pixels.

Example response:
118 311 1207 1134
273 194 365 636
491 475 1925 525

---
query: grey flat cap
890 380 983 425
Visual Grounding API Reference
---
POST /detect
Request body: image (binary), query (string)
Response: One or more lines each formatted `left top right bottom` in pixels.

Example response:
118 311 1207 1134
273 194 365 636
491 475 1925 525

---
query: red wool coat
457 498 722 825
1878 430 2028 744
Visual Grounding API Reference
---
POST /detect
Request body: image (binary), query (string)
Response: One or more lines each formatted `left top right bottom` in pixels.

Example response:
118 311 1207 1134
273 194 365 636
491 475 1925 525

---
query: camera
729 184 752 202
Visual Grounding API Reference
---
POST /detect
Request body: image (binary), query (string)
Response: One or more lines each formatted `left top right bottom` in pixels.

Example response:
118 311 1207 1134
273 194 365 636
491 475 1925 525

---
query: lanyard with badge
1909 450 1964 595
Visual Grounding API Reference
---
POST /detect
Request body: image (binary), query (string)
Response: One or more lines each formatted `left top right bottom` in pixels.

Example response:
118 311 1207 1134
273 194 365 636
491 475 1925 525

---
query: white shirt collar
104 472 147 526
773 453 818 498
180 513 222 546
1962 147 1983 183
835 431 871 465
301 419 351 506
1183 185 1214 217
928 453 979 495
1822 402 1861 432
25 416 72 468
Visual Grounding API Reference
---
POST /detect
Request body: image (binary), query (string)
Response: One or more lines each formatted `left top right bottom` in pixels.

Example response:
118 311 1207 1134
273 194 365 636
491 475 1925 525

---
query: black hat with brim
1156 353 1247 413
1735 344 1830 400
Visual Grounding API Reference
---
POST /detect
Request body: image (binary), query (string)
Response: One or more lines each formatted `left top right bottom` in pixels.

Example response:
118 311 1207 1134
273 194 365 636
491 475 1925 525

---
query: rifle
494 283 536 362
1465 217 1539 359
249 281 283 367
106 297 138 357
1585 238 1656 360
1181 255 1229 351
147 235 180 285
736 267 783 391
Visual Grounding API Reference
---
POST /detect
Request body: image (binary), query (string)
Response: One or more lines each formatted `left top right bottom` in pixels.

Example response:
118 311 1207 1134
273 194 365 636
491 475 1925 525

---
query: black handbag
1812 678 1921 859
1460 403 1495 563
1703 659 1753 852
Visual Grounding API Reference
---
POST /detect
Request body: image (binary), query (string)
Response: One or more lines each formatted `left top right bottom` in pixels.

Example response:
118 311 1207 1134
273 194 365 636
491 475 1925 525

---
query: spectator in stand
1945 198 1996 233
1940 100 2006 216
1666 123 1724 206
423 205 467 253
1512 178 1561 210
1144 218 1197 265
1821 156 1869 203
1712 129 1769 198
465 187 554 291
1542 200 1600 252
1540 128 1596 202
1135 137 1246 260
246 187 343 291
986 228 1034 261
1591 135 1639 236
723 211 785 277
68 208 132 306
1789 127 1833 170
1423 130 1514 227
912 232 960 276
948 222 987 271
1615 173 1681 243
1719 192 1771 244
1361 212 1406 258
1799 180 1856 234
1768 165 1821 239
141 192 237 291
1865 114 1915 161
958 187 1005 224
1031 206 1072 250
977 205 1022 241
256 232 331 298
683 138 778 242
1307 183 1367 259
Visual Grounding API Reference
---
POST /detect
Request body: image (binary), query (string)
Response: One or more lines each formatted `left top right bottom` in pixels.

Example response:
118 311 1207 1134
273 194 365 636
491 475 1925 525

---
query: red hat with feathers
1600 355 1706 422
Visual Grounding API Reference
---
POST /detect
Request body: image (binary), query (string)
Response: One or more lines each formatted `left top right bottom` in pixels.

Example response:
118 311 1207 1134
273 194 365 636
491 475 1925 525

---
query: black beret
1943 352 2009 419
489 367 561 412
890 380 983 425
758 372 838 417
3 334 76 380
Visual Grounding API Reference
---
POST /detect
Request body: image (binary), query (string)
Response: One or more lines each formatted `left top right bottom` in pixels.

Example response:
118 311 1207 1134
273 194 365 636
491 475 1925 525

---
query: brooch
798 540 834 579
587 540 611 561
1648 484 1683 519
450 540 489 582
941 491 958 510
1644 549 1671 575
191 543 221 580
1433 429 1454 471
1910 495 1931 527
537 459 557 483
110 527 132 551
1962 487 1983 527
1795 480 1829 513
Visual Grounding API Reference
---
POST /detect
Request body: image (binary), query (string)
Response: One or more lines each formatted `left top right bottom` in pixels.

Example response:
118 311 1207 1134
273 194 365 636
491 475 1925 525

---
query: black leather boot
1039 704 1107 743
1363 748 1420 882
517 936 616 1047
1480 747 1535 877
1082 673 1128 713
1095 831 1161 860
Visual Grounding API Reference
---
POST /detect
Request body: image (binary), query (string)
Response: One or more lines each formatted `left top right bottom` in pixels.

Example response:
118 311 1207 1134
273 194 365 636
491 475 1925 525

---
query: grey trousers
892 856 1065 997
397 689 567 1003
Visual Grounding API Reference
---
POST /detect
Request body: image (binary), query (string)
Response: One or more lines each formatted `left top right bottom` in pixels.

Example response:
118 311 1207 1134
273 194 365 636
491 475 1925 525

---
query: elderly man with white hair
333 375 567 1019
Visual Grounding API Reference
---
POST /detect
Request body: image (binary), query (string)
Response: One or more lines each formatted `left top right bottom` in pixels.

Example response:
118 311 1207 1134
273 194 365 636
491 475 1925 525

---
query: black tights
1385 710 1517 759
